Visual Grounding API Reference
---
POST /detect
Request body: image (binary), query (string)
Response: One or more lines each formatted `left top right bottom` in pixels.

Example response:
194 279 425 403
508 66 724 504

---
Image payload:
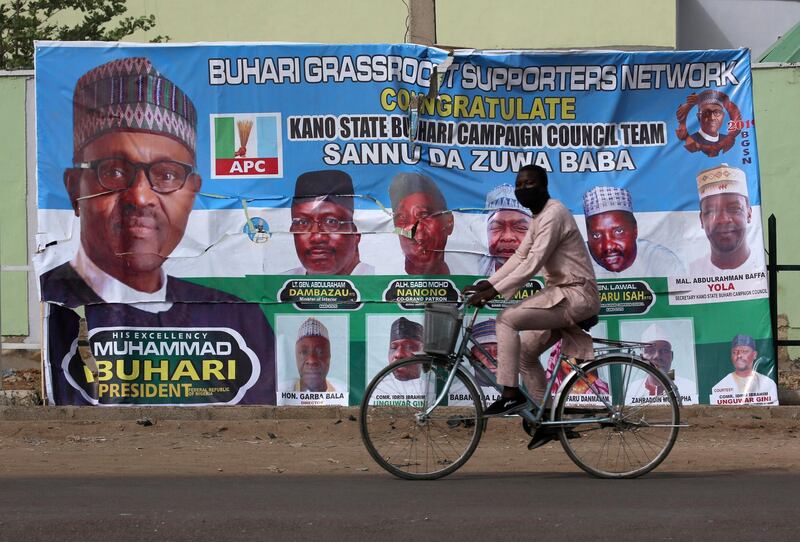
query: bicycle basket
423 303 462 355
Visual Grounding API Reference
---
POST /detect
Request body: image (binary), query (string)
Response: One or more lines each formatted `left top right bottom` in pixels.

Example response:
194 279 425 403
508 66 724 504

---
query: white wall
678 0 800 58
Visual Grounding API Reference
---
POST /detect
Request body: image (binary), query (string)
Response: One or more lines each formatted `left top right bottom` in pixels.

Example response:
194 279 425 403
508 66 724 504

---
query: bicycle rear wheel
359 355 485 480
554 356 680 479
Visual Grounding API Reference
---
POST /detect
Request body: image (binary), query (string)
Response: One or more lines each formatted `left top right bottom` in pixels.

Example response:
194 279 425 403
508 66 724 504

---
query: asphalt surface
0 471 795 541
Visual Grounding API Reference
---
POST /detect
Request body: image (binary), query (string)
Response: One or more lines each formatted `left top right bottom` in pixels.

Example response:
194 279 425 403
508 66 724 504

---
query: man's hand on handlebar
463 280 499 308
462 280 492 296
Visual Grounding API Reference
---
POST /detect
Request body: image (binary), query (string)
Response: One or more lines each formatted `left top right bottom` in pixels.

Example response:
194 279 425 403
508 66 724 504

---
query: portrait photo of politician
546 342 609 396
470 319 499 388
40 57 208 306
479 184 532 276
283 170 374 275
677 89 741 157
445 318 502 406
544 321 609 398
690 164 759 275
620 320 698 404
366 314 438 403
387 317 424 382
691 90 728 146
390 172 454 275
583 186 685 278
38 57 275 404
711 334 777 405
284 317 347 392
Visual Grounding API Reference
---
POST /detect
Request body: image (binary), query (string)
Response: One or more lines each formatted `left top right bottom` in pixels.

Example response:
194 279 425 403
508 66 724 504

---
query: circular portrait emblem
675 89 742 158
243 216 271 244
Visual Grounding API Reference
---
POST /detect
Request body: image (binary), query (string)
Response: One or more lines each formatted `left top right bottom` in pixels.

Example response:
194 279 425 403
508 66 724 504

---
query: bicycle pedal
482 410 525 419
527 428 581 450
527 431 557 450
481 400 529 418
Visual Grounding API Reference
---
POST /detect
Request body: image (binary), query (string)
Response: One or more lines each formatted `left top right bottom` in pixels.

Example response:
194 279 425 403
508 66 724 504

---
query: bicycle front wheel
555 356 680 479
359 355 485 480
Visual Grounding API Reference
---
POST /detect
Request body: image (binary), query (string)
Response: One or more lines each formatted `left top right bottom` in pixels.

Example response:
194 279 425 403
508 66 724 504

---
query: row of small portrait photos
274 314 777 406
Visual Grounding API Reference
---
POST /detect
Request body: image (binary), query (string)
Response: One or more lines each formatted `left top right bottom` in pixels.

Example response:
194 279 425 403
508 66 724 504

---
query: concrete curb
4 387 798 409
1 403 800 422
0 404 352 421
779 389 800 405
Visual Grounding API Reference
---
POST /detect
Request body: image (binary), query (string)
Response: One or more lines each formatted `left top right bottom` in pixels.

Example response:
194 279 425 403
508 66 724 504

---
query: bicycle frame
420 304 681 427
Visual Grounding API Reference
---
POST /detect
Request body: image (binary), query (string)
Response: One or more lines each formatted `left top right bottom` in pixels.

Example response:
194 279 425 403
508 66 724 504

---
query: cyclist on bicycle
465 164 601 445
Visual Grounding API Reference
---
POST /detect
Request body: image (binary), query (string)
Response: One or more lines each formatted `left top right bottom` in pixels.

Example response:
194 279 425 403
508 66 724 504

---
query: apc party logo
210 113 283 178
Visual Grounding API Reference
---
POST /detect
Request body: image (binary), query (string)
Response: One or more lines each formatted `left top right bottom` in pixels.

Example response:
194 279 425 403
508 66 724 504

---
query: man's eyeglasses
74 158 195 194
290 217 354 233
699 109 724 119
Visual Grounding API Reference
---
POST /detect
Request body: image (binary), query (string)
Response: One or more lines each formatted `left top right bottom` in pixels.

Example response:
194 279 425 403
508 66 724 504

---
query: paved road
0 471 795 541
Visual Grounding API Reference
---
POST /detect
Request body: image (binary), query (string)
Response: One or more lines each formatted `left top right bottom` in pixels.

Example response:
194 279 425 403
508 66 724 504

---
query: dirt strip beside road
1 408 797 477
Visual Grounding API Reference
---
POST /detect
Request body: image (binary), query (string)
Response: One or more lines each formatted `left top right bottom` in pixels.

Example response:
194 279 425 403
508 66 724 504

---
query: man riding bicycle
466 164 601 448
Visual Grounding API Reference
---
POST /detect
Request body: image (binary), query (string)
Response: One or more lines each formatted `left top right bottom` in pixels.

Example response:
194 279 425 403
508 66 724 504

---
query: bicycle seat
577 315 599 331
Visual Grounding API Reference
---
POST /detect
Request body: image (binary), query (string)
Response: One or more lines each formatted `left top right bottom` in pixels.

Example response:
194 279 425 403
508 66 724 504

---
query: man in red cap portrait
390 172 454 275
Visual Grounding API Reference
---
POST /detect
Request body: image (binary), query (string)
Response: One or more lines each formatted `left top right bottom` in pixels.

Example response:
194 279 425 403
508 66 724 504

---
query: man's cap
72 57 197 157
297 317 329 341
640 323 671 346
293 170 355 211
583 186 634 217
485 184 532 218
731 334 756 350
696 89 726 110
389 172 446 211
696 163 748 200
472 319 497 345
390 317 424 343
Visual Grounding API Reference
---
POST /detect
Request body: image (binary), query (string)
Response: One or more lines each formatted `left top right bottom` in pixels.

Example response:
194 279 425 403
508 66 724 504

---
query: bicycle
359 302 683 480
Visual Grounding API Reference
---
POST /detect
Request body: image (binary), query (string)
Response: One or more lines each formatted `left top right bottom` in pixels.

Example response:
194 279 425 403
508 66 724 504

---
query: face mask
515 186 549 213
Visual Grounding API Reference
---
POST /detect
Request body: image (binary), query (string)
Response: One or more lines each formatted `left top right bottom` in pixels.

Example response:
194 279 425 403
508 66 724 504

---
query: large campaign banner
34 42 776 407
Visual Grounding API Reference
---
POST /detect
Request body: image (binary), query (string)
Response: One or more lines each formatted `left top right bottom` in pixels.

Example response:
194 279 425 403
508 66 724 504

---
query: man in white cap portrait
390 172 454 275
710 334 777 405
690 164 758 275
626 322 696 403
291 317 345 392
583 186 684 277
479 184 532 276
691 90 728 147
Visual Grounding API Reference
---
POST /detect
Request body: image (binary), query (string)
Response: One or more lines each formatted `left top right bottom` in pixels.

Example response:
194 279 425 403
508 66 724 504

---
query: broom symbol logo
234 119 253 157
